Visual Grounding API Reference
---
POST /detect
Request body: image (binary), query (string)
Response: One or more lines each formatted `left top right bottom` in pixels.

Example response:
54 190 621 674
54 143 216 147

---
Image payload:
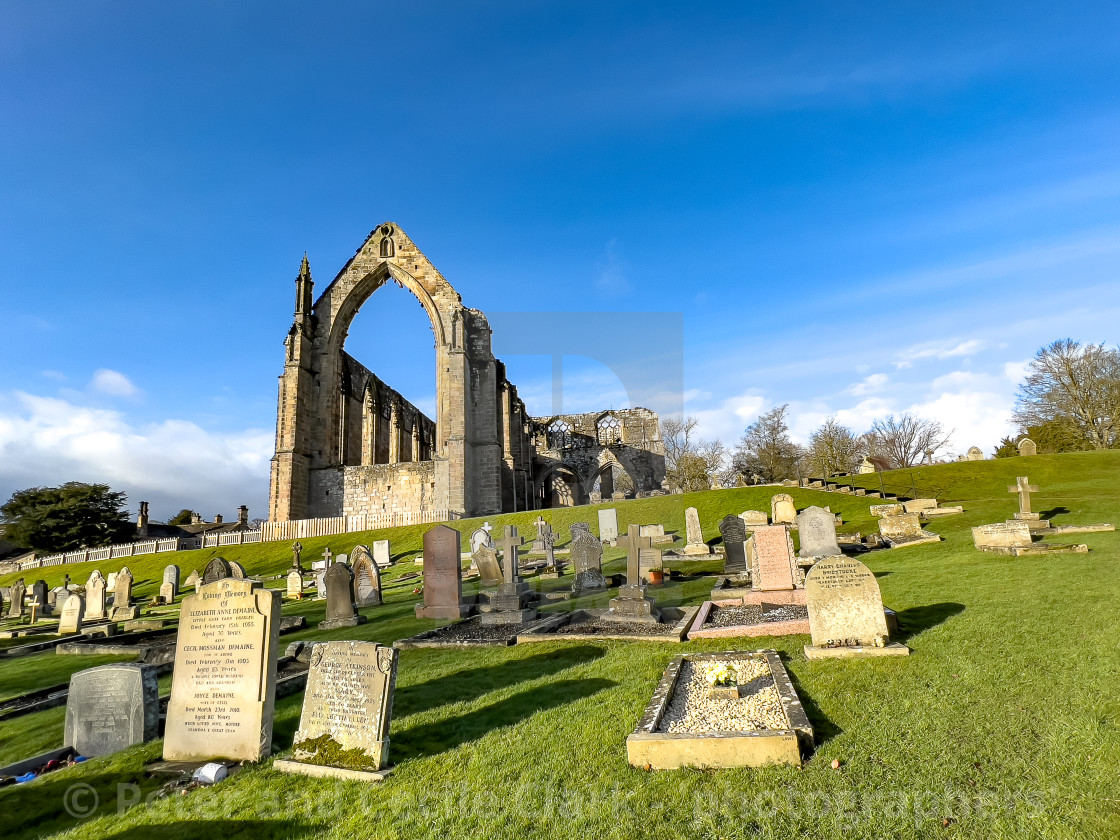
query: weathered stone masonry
268 222 665 524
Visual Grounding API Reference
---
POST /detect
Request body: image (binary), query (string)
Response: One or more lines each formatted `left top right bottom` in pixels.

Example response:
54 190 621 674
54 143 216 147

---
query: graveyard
0 449 1117 838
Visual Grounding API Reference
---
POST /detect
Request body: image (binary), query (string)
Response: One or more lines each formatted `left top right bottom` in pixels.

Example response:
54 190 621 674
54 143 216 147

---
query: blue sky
3 1 1120 519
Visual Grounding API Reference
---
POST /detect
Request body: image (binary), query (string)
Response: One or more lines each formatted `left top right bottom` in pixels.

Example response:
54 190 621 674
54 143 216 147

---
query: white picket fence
15 509 452 571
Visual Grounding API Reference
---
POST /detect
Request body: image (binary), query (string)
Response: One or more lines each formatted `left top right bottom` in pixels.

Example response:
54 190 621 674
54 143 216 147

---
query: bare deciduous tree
807 417 863 477
660 416 727 491
1013 339 1120 450
866 413 952 469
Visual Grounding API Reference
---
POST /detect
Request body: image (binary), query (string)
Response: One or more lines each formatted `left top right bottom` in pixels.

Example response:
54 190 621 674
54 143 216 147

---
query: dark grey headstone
64 663 159 757
797 506 842 558
162 564 181 598
719 515 748 574
319 563 365 629
203 557 232 584
415 525 467 619
31 580 50 614
570 526 607 595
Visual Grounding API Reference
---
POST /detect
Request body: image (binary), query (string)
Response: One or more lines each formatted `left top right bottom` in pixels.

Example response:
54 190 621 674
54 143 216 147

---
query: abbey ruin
268 223 666 526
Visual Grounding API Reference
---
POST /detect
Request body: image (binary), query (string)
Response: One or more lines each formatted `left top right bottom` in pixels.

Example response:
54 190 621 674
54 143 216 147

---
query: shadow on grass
893 602 965 644
873 571 892 578
394 647 606 718
0 770 164 840
1040 506 1070 519
102 820 318 840
776 654 842 749
393 677 615 759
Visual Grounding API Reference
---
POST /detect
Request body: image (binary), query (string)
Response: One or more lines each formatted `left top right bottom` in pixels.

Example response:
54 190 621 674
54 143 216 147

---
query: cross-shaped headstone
1008 476 1039 515
28 598 40 624
625 525 652 587
497 527 525 585
292 542 303 568
322 547 333 566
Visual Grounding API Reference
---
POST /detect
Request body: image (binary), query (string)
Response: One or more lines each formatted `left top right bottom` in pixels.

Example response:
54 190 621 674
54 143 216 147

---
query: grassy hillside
1 450 1118 839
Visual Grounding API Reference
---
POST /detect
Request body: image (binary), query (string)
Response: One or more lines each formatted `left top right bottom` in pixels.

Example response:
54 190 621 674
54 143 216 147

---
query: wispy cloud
89 369 140 398
894 338 988 369
846 373 888 396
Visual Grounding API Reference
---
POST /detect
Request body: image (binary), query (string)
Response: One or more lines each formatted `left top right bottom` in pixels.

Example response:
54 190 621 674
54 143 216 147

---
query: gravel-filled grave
394 615 541 648
656 658 789 733
704 603 808 628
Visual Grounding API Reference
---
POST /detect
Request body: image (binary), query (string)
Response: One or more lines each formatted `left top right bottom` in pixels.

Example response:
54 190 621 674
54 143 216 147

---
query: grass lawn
0 451 1118 838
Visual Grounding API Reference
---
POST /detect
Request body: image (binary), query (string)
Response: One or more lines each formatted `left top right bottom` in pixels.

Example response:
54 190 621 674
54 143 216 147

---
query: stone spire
294 252 314 318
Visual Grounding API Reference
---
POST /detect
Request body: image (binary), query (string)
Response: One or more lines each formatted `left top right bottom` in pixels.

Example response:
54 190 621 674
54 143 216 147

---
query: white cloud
0 391 272 521
689 392 769 444
846 373 889 396
90 369 140 398
1003 359 1031 383
894 338 988 368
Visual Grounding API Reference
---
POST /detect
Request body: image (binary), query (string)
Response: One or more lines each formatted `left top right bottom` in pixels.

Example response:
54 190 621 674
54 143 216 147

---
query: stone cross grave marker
483 526 535 624
803 555 906 658
771 494 797 525
371 539 392 567
497 526 525 585
1009 476 1040 519
570 525 607 595
531 516 551 552
65 663 159 758
797 506 842 558
322 547 334 566
415 525 467 619
285 641 398 777
320 563 366 629
163 578 281 762
352 547 383 607
598 508 619 542
749 525 799 591
291 542 304 570
85 571 106 621
603 525 660 623
718 514 748 574
8 578 25 618
58 593 84 635
29 596 42 624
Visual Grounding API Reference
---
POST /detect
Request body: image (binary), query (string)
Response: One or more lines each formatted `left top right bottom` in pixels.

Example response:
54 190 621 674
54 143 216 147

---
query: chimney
191 513 202 525
137 501 149 537
237 505 248 527
214 514 224 525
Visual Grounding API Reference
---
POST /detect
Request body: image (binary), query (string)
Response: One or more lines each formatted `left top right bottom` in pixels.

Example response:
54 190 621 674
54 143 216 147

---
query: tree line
663 337 1120 489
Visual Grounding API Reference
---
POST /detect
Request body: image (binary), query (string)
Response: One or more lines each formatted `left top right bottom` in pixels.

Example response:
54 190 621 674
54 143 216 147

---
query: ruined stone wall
342 461 439 520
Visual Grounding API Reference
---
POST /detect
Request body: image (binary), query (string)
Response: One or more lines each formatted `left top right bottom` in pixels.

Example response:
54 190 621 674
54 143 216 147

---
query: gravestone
878 513 923 540
870 503 904 517
287 569 304 599
291 542 304 571
106 572 118 593
541 526 559 575
31 580 50 616
482 526 535 624
203 557 233 584
570 525 607 595
58 593 84 635
1017 438 1037 456
902 499 938 513
162 564 180 599
469 524 493 555
184 569 201 592
682 507 710 555
603 525 661 623
109 568 137 621
371 539 392 567
159 582 175 603
1009 475 1040 520
771 494 797 525
8 578 25 618
352 549 383 607
65 663 159 757
748 525 801 591
966 446 984 461
319 563 367 629
415 525 469 619
84 570 107 621
531 516 551 552
282 641 398 778
473 545 503 588
972 522 1034 551
48 586 70 610
797 506 842 558
803 555 908 658
229 560 248 579
163 577 281 762
639 546 663 582
597 508 619 543
718 514 748 574
739 510 768 527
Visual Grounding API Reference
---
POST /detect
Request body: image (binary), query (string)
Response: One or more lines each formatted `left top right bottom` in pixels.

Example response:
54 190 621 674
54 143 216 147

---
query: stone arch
588 452 636 499
535 462 585 508
595 410 623 446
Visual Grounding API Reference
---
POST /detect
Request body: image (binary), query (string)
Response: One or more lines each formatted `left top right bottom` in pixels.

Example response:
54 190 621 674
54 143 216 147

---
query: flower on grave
707 663 737 687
